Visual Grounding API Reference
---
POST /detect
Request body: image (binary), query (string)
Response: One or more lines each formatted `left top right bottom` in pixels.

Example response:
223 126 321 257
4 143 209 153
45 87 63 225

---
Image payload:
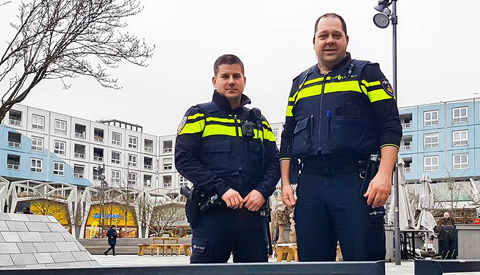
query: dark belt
302 162 362 176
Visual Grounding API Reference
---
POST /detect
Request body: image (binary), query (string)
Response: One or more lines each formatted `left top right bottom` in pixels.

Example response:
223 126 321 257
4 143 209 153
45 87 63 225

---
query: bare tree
149 199 185 237
0 0 154 122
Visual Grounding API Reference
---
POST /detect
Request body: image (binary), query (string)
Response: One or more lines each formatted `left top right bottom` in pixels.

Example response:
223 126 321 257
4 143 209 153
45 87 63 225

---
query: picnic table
138 237 191 256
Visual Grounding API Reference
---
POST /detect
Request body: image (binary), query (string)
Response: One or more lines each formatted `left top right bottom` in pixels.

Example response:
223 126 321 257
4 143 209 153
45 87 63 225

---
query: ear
212 76 217 87
243 76 247 86
346 35 350 45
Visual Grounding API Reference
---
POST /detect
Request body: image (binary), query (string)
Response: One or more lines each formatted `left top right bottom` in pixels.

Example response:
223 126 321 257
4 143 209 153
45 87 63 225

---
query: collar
315 52 352 75
212 90 251 114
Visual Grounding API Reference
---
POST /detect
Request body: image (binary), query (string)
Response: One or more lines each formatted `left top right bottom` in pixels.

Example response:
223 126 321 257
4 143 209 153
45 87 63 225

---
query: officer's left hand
243 190 265 212
364 171 392 208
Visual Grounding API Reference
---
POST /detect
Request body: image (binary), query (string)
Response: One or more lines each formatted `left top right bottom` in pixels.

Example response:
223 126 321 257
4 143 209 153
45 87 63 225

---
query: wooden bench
274 243 298 262
138 243 191 256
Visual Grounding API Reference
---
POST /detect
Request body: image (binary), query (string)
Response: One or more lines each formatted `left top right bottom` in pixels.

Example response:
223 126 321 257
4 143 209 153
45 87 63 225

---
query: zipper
317 75 328 152
233 114 243 176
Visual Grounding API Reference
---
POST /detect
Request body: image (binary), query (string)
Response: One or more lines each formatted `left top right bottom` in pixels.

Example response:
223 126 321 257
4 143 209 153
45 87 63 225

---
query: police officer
280 13 402 261
175 54 280 263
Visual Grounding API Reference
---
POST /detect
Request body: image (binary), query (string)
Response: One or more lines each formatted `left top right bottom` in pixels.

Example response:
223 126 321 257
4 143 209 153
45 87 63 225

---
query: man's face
212 64 246 101
314 17 349 68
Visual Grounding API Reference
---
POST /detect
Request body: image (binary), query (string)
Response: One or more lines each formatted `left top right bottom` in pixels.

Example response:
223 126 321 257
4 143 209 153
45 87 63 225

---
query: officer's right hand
221 188 244 209
281 183 296 208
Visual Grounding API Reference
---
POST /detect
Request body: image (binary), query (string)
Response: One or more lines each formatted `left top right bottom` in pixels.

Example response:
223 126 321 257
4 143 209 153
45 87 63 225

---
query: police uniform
280 53 402 261
175 91 280 263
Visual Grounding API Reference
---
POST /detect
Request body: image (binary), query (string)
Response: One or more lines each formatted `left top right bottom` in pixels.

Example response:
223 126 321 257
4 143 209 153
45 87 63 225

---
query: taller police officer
280 13 402 261
175 54 280 263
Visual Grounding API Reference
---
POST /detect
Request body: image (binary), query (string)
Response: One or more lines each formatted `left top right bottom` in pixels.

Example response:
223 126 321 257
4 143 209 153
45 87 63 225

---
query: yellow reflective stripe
202 124 237 137
288 96 295 102
254 129 263 141
206 117 239 124
262 121 271 129
380 144 399 149
295 85 322 103
361 80 381 87
286 106 293 117
368 89 394 103
188 113 204 120
178 120 205 135
263 129 276 142
324 80 363 95
279 157 291 161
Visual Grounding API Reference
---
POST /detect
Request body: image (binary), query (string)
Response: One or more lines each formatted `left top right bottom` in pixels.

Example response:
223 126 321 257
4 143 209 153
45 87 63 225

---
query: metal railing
74 173 84 178
415 260 480 275
9 119 22 126
74 153 86 159
0 262 385 275
93 156 104 162
145 147 153 153
8 141 21 148
144 164 153 170
6 164 20 170
75 132 86 139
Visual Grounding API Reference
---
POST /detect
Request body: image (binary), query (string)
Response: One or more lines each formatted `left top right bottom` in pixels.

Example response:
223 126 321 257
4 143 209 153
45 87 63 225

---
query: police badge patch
381 78 395 97
177 116 187 135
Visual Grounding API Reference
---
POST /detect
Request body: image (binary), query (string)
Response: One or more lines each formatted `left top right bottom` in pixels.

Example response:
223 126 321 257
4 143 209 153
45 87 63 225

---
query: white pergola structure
137 187 184 238
0 176 9 212
5 180 78 235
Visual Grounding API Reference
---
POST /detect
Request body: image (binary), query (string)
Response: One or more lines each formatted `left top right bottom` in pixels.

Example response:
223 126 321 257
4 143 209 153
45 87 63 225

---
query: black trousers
295 171 386 261
105 244 116 255
190 207 268 263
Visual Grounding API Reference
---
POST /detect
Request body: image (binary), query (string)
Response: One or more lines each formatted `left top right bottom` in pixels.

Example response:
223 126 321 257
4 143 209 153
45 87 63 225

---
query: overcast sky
2 0 480 136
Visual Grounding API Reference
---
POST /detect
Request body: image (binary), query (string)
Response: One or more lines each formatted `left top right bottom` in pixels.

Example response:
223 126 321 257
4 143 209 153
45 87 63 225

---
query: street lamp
94 164 107 237
372 0 401 266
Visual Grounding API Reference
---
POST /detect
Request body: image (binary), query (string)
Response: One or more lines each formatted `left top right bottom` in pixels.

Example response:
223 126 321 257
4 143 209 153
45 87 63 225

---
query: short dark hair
213 54 245 76
313 13 347 43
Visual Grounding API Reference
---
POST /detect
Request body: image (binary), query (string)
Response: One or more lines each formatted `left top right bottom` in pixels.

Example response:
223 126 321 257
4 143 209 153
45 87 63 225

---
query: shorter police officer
280 13 402 261
175 54 280 263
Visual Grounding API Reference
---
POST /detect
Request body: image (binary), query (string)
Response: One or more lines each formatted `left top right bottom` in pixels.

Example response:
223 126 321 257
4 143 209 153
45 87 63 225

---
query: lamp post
95 164 107 237
373 0 401 265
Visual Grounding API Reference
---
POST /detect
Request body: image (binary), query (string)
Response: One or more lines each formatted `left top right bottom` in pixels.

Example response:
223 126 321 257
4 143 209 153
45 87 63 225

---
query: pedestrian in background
104 225 117 256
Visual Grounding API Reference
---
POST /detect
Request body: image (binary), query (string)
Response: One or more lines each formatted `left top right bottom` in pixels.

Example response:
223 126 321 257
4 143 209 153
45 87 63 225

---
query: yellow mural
30 200 70 226
86 204 136 227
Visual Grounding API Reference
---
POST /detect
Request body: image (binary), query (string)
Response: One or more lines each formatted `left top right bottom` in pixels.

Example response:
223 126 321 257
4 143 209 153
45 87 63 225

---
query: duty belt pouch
185 199 198 225
292 116 312 158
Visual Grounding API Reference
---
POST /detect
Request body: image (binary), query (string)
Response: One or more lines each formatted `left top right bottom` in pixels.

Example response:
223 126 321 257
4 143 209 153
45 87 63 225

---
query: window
144 157 153 170
424 156 439 172
111 170 121 183
424 133 439 149
74 124 86 139
7 132 21 148
144 139 154 153
127 172 137 185
53 162 65 176
452 130 468 147
7 154 20 170
74 144 86 159
128 136 138 149
111 151 121 164
112 132 122 146
163 140 173 153
54 140 66 155
424 110 439 126
128 154 138 167
9 110 22 126
453 153 468 170
163 157 172 170
54 119 67 135
93 148 104 162
93 168 101 181
404 158 412 173
74 165 85 178
163 175 172 188
452 107 468 123
31 136 44 152
32 114 45 130
94 128 104 142
143 175 152 187
30 158 43 173
402 135 412 150
179 175 188 187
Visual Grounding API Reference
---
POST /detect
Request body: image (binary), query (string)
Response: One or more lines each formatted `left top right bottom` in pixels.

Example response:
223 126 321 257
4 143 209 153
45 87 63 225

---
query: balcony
94 136 104 142
8 141 21 148
7 164 20 170
93 156 104 162
9 119 22 126
145 147 153 153
74 173 84 178
404 167 412 173
163 148 173 153
144 164 153 170
402 144 412 150
75 132 86 139
74 153 85 159
401 123 412 129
